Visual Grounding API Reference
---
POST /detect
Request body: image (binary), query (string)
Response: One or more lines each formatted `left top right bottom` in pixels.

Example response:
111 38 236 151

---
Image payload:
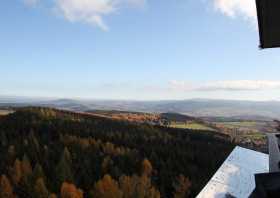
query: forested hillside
0 107 235 198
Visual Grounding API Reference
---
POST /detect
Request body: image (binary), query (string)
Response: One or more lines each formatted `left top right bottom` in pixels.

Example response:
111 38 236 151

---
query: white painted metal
196 146 269 198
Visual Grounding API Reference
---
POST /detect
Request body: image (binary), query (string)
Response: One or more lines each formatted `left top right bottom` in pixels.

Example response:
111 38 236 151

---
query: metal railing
268 133 280 173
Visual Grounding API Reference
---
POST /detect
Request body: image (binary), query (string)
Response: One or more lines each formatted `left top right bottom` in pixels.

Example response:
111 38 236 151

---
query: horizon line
0 95 280 103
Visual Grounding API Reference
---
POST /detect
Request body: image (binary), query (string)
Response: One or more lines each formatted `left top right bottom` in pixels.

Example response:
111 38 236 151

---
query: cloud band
169 80 280 92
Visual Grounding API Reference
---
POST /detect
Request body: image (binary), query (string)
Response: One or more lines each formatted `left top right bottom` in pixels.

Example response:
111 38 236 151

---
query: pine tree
173 175 191 198
63 147 72 164
34 178 49 198
32 163 46 182
135 175 157 198
29 131 40 152
7 145 16 165
56 148 73 187
101 156 113 174
0 133 7 147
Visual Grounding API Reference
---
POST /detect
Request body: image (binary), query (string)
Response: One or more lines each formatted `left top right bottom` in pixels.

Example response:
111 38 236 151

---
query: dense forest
0 107 235 198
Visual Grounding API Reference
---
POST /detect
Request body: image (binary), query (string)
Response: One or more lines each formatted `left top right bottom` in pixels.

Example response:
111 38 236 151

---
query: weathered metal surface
197 146 268 198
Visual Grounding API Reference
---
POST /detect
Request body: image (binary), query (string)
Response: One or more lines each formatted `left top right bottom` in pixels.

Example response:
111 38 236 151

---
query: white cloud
169 80 280 92
213 0 257 24
23 0 40 7
54 0 146 31
21 0 145 30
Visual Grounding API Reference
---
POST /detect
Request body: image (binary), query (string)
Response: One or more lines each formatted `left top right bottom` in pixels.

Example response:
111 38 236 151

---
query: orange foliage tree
0 175 15 198
61 182 83 198
141 159 153 176
92 174 122 198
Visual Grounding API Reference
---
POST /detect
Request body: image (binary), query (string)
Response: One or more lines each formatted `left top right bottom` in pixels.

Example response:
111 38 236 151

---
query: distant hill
160 112 197 122
1 97 280 119
86 110 197 126
87 110 162 124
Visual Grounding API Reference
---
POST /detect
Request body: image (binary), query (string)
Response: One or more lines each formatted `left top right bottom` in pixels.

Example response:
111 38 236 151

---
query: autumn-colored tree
141 159 153 176
92 174 122 198
119 175 134 198
10 159 22 185
48 193 57 198
61 182 83 198
102 142 115 155
0 175 14 198
22 154 32 177
119 174 160 198
79 138 90 150
146 186 161 198
135 175 160 198
20 154 33 194
34 178 49 198
173 175 191 198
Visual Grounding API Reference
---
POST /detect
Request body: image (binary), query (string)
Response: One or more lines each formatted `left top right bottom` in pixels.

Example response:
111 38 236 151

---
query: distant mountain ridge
1 97 280 119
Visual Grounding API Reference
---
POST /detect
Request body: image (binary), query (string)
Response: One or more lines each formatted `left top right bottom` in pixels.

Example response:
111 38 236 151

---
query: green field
243 132 266 141
170 122 216 131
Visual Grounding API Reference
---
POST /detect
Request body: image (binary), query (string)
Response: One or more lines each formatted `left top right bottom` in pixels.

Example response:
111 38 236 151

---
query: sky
1 0 280 101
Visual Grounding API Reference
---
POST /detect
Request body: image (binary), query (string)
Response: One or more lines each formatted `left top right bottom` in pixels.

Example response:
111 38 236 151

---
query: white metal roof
196 146 269 198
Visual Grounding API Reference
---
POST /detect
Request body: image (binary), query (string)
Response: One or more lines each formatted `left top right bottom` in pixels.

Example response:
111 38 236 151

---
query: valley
0 98 278 197
0 107 235 198
86 109 271 152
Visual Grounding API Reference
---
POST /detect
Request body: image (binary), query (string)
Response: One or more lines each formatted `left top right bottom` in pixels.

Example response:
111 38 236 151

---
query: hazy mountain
1 97 280 119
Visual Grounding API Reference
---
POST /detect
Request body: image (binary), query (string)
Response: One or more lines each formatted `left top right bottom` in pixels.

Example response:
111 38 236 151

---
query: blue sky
1 0 280 100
